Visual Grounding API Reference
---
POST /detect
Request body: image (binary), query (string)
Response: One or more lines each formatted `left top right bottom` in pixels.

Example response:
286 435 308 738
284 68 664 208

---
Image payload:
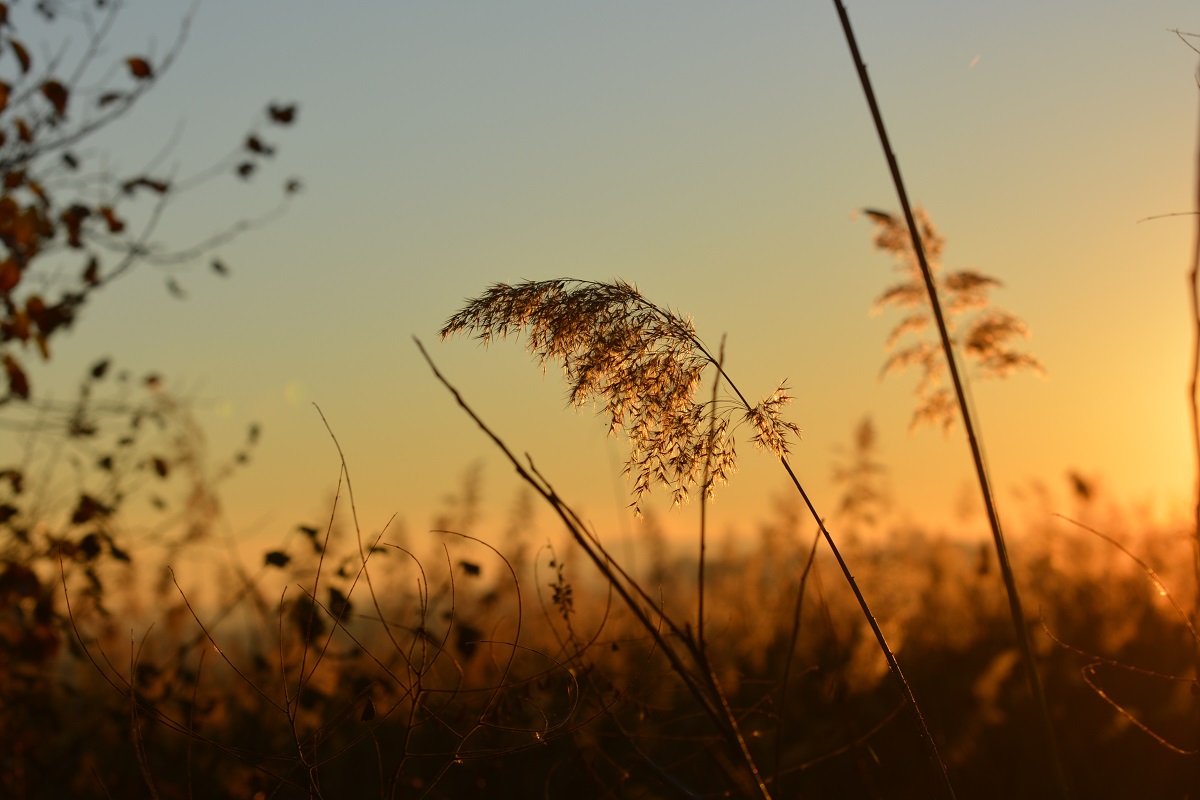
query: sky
10 0 1200 556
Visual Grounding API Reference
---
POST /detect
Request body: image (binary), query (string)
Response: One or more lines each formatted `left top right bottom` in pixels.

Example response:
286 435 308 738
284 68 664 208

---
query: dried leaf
9 39 29 74
3 353 28 399
267 103 296 124
245 135 275 156
264 551 290 568
70 494 110 524
0 258 18 295
82 256 100 286
126 57 153 80
60 204 90 248
99 206 124 233
40 80 68 116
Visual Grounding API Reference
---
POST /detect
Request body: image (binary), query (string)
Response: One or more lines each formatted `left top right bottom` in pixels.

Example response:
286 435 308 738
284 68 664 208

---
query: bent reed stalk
832 2 1070 797
436 278 956 798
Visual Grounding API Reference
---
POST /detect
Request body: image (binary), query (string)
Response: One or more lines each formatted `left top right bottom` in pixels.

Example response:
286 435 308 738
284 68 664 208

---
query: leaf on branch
2 353 28 399
165 277 185 299
97 91 123 108
284 178 302 195
8 39 29 74
235 161 255 179
126 57 153 80
245 135 274 156
98 206 124 233
210 259 228 276
40 80 68 117
150 457 168 478
60 204 90 248
70 493 110 524
267 103 296 124
13 118 30 142
61 152 79 170
0 81 9 115
90 358 109 379
25 295 75 342
264 550 290 568
82 256 99 286
0 258 18 295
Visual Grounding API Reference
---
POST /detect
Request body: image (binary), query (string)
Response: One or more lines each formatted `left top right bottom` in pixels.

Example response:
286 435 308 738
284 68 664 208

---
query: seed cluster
442 279 800 513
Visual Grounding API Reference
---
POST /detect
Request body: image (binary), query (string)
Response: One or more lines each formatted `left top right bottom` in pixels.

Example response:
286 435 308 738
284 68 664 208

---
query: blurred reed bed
6 441 1198 798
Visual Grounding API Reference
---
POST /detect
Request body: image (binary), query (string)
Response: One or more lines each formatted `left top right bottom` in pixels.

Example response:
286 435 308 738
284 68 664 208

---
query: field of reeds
3 5 1200 800
3 433 1199 799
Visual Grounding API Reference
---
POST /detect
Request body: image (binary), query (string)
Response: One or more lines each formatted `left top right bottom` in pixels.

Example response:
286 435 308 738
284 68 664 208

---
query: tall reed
832 2 1070 796
435 278 955 797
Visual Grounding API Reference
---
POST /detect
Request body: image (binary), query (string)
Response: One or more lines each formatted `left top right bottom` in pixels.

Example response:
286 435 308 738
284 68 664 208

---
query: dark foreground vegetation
2 451 1198 799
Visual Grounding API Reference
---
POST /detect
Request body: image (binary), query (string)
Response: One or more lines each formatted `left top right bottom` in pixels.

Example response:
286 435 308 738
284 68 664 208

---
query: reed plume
441 278 799 514
865 207 1044 431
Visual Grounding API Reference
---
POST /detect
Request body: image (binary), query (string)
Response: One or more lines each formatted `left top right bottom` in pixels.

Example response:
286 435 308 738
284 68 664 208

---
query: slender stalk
699 338 953 795
1187 66 1200 786
778 457 955 798
1188 73 1200 670
697 337 727 654
831 2 1070 796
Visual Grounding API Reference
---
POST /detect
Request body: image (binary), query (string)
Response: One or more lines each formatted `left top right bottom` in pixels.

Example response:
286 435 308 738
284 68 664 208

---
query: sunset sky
15 0 1200 553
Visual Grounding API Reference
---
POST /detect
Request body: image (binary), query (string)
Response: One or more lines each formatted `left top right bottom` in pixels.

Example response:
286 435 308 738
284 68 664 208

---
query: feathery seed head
441 279 800 513
864 207 1043 432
